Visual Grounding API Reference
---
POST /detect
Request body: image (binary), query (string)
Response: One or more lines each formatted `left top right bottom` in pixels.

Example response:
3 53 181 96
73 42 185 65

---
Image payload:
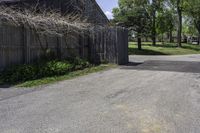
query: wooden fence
89 26 128 64
0 22 128 70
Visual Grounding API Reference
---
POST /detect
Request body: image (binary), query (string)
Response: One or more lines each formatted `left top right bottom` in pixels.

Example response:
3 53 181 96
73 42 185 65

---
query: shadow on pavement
121 60 200 73
129 48 168 55
0 85 13 88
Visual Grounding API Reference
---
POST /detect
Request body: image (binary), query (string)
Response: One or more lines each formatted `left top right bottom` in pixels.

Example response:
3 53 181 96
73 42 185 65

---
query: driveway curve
0 55 200 133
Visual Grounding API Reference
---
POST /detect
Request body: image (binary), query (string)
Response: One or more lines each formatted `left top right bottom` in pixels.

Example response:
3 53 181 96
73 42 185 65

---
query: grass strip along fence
0 58 115 87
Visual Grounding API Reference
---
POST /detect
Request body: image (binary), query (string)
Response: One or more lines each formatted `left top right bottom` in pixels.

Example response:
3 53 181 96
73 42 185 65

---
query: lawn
17 64 115 87
129 42 200 55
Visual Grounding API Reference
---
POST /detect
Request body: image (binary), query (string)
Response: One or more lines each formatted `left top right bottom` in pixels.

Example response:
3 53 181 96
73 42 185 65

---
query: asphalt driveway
0 55 200 133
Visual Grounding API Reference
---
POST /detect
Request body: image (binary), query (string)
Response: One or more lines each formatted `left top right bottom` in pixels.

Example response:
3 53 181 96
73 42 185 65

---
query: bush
72 57 91 70
37 60 74 77
0 58 91 84
1 64 37 83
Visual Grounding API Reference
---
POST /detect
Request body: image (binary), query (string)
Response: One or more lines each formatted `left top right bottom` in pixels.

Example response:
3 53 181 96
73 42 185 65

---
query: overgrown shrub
37 60 74 78
0 58 91 84
71 57 91 70
0 64 37 83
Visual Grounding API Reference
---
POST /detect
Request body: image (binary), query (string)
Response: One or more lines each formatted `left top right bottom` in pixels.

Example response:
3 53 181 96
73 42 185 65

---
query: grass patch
0 57 116 87
0 58 91 83
129 42 200 55
1 64 115 88
18 64 115 87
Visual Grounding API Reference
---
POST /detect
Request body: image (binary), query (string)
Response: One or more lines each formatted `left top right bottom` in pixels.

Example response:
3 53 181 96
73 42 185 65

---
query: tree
151 0 157 46
183 17 198 37
112 0 151 50
185 0 200 44
156 9 175 43
167 9 176 43
157 12 168 43
147 0 166 46
168 0 185 47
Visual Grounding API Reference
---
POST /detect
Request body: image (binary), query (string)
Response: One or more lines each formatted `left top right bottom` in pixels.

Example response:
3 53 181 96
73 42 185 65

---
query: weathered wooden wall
1 0 109 25
89 26 128 64
0 22 128 70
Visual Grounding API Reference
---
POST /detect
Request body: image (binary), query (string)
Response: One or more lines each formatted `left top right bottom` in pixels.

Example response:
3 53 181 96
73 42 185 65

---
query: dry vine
0 5 91 57
0 6 90 36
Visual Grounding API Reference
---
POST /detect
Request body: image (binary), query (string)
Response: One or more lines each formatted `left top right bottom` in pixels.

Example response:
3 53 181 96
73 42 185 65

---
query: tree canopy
112 0 200 49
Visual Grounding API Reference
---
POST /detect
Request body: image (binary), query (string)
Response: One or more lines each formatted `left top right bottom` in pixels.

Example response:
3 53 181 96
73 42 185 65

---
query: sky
96 0 118 19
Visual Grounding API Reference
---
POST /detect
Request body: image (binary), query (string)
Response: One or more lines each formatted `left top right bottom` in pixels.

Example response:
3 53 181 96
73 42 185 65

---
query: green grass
129 42 200 55
15 64 116 87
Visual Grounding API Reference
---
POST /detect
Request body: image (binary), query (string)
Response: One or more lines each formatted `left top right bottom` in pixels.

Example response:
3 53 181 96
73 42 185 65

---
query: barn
0 0 128 69
0 0 109 24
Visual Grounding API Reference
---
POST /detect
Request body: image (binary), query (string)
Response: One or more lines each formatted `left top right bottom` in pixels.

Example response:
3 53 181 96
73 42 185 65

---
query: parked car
187 36 199 45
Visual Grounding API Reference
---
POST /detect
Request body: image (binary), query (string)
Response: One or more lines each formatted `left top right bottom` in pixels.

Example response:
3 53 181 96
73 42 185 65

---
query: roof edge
92 0 109 22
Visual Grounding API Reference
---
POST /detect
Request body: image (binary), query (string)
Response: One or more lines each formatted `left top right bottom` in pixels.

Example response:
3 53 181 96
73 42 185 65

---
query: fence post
116 27 129 65
56 36 62 59
79 31 83 58
23 26 31 64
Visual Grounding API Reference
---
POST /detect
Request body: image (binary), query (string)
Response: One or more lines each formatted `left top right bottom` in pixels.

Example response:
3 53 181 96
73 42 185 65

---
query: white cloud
105 11 113 19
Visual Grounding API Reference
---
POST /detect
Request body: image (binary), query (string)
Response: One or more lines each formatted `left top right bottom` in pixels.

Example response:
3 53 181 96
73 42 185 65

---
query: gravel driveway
0 55 200 133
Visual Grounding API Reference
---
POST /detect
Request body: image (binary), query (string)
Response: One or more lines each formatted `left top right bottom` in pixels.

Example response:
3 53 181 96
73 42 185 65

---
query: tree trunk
137 37 142 50
162 33 164 45
145 37 148 42
198 34 200 45
169 30 173 43
194 20 200 45
152 1 156 46
177 1 182 47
